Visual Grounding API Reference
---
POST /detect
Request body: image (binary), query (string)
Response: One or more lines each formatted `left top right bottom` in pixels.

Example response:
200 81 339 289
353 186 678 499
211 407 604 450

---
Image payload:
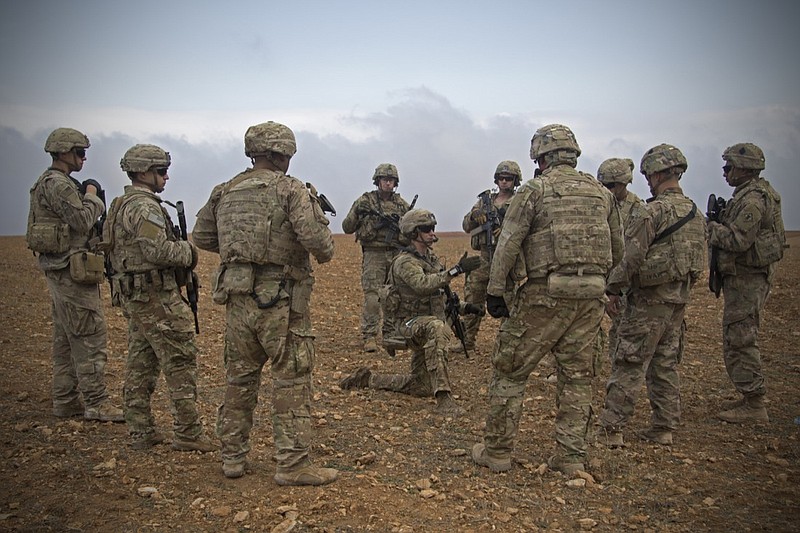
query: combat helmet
244 121 297 158
640 144 687 176
597 158 635 185
494 160 522 186
120 144 171 173
373 163 400 186
722 143 765 171
44 127 90 154
530 124 581 161
399 209 436 238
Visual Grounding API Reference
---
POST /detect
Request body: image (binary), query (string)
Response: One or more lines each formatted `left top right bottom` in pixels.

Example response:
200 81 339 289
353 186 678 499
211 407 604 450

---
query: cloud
3 89 799 237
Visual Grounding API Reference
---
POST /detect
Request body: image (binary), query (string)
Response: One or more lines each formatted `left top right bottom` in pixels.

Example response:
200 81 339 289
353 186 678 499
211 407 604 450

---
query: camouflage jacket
26 168 104 271
707 177 785 277
607 188 706 304
462 190 515 256
619 190 645 229
342 191 410 249
387 248 450 322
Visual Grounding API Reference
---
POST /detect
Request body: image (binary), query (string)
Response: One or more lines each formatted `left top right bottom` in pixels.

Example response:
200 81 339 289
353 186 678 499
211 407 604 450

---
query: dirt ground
0 231 798 532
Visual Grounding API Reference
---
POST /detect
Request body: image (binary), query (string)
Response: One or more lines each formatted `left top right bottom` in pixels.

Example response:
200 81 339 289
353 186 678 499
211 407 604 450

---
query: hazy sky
2 0 798 235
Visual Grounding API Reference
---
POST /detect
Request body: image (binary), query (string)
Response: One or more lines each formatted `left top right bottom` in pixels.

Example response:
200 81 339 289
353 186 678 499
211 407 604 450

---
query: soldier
708 143 786 423
596 158 646 352
193 121 337 485
341 164 412 353
339 209 483 416
472 124 622 475
26 127 123 422
451 160 521 354
599 144 706 448
103 144 216 452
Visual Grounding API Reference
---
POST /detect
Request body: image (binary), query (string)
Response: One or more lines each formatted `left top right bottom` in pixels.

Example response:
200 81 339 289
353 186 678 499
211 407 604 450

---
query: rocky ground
0 232 798 532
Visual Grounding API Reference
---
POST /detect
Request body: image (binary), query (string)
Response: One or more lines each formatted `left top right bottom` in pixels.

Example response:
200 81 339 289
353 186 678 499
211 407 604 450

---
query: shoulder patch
140 212 165 240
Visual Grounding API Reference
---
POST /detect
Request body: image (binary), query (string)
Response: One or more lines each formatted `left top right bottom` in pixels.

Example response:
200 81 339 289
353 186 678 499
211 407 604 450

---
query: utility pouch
546 272 606 299
212 263 255 304
27 222 70 253
69 252 105 285
743 232 784 267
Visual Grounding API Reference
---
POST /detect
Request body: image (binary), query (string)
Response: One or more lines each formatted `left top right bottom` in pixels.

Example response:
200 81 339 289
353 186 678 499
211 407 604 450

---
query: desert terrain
0 231 798 532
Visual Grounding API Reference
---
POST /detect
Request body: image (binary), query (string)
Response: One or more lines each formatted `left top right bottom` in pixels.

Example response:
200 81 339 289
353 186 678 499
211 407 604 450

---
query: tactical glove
472 210 487 225
447 252 482 276
463 303 485 316
80 178 104 196
486 294 510 318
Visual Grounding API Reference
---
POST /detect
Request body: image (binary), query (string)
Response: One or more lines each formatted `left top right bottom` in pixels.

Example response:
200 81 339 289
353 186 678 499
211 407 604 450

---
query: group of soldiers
27 120 785 484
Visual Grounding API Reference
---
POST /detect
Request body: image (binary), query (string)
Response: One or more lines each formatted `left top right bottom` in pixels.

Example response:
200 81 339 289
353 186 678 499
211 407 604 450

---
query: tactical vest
470 192 512 252
522 169 613 278
26 170 92 257
383 251 446 324
636 193 706 287
720 178 786 269
619 191 644 228
104 188 178 274
356 191 408 246
216 169 310 269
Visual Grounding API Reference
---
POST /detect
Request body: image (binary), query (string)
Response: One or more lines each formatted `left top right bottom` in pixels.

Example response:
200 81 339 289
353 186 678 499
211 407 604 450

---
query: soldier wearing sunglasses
26 127 124 423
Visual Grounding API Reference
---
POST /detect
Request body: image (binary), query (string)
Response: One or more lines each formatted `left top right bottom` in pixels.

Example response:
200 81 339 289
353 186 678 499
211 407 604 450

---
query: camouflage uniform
599 145 706 442
193 130 334 474
707 143 785 419
105 182 204 443
478 125 623 471
342 171 411 346
366 249 455 396
26 129 116 418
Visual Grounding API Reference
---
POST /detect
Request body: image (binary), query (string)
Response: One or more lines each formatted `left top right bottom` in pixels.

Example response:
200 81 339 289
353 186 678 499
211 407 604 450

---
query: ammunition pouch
68 252 105 285
27 222 70 254
546 272 606 299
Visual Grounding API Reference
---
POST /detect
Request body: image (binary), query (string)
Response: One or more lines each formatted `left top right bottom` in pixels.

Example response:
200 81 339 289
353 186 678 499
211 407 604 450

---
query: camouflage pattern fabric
599 293 686 431
107 186 201 440
342 190 410 340
484 281 604 464
483 163 622 465
708 177 785 398
28 168 110 410
601 186 704 433
194 167 333 469
370 249 454 397
45 269 110 409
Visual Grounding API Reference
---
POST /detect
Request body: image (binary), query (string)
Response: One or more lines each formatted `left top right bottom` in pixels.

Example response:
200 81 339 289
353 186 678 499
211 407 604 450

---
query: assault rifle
706 193 727 298
79 179 114 295
306 182 337 216
472 190 503 263
444 285 470 359
365 194 418 247
168 200 200 333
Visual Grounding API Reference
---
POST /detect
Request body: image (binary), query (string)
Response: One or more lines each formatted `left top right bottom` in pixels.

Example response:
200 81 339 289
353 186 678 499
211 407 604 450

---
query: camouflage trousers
462 257 490 347
360 247 396 339
484 281 602 464
216 286 316 469
45 268 109 410
722 273 770 398
122 287 202 440
599 293 686 432
369 316 454 397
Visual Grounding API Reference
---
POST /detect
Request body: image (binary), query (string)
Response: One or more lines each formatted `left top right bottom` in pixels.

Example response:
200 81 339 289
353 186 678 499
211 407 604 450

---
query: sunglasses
496 175 516 182
722 165 732 173
417 225 436 233
153 167 169 176
603 182 617 190
73 148 86 158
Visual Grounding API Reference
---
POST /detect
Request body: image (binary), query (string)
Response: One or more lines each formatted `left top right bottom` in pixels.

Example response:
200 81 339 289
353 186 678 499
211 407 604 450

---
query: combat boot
222 460 247 479
172 436 218 453
637 427 673 445
548 455 585 476
471 443 512 473
84 401 125 423
434 392 464 417
339 367 372 390
602 430 626 448
130 431 166 450
274 464 338 486
363 338 379 353
720 396 746 411
448 341 475 355
53 401 85 418
717 395 769 424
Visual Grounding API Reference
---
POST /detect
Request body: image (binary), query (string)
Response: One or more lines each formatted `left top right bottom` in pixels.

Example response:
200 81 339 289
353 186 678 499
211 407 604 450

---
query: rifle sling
652 203 697 245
